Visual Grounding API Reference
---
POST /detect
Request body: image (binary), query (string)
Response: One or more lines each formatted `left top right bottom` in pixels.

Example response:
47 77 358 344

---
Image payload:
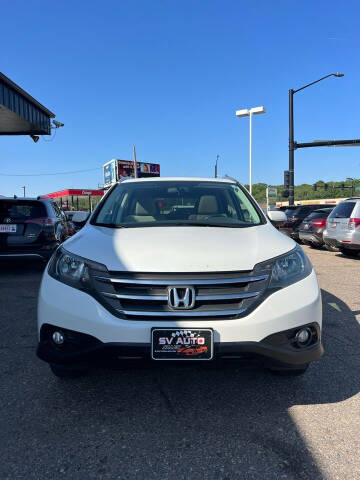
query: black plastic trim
37 323 324 367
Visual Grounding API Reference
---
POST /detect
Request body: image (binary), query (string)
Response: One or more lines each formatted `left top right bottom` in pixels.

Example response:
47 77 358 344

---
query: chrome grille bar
102 291 260 301
196 291 260 300
95 275 268 285
117 308 246 317
102 293 167 301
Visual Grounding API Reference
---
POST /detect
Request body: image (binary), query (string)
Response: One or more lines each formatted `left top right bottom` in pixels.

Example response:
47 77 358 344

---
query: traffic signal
313 184 317 191
282 190 289 198
284 170 290 189
341 183 345 189
324 183 328 191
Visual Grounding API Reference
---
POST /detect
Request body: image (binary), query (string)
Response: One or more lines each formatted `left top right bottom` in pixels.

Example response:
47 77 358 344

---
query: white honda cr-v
37 177 323 377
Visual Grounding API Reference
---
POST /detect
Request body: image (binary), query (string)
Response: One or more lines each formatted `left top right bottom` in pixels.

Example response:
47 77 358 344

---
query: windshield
92 181 264 228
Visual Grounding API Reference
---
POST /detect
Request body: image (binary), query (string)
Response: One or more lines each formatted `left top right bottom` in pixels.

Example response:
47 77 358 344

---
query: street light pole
288 73 344 206
236 106 266 195
22 186 26 197
249 111 253 194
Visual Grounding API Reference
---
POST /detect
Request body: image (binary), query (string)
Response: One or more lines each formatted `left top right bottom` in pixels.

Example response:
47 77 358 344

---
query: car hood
63 223 295 272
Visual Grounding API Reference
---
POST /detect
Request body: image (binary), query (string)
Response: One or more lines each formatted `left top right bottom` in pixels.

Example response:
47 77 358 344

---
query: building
42 189 104 211
0 72 55 137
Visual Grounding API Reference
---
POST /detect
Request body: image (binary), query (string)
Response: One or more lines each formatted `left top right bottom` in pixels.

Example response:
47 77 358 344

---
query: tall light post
288 73 344 206
236 106 266 194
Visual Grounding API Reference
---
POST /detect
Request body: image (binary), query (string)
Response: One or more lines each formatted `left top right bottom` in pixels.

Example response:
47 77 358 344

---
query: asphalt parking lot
0 246 359 480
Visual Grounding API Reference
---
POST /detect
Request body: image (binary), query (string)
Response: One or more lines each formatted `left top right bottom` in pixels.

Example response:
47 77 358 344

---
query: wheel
50 363 88 378
309 243 322 249
339 247 360 258
268 363 309 376
325 244 339 252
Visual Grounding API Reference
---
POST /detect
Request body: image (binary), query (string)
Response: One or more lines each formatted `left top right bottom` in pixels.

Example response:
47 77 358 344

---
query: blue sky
1 0 359 197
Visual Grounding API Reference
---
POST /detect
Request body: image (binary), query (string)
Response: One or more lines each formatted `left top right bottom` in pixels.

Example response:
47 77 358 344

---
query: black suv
298 208 334 248
0 197 69 261
279 204 329 242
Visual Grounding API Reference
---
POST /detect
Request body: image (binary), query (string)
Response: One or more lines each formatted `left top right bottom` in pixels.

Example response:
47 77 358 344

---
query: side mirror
267 210 287 226
72 211 90 224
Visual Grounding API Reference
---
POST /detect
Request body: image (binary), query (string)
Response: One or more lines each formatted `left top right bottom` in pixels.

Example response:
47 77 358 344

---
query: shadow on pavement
1 258 359 479
27 289 359 479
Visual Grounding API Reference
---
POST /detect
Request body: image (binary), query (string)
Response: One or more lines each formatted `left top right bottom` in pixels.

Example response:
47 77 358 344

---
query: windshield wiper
94 223 127 228
165 222 253 228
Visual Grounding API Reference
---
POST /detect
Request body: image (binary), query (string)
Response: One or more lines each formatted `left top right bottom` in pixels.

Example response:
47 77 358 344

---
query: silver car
324 198 360 256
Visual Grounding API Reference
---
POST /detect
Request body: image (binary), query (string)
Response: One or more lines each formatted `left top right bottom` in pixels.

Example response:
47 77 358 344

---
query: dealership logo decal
167 286 195 310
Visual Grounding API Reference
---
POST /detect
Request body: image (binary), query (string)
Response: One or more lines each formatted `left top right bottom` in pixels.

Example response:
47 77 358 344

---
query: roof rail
345 197 360 201
223 174 239 183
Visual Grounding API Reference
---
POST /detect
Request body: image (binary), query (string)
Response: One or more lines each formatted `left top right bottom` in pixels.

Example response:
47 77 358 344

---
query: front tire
309 243 322 249
50 363 88 378
268 363 309 376
325 244 339 252
339 247 359 257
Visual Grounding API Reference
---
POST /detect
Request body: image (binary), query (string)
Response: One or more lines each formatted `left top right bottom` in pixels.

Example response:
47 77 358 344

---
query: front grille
90 270 270 320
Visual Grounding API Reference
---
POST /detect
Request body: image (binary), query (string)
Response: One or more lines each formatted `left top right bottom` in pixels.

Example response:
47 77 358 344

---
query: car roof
0 197 51 202
119 177 237 184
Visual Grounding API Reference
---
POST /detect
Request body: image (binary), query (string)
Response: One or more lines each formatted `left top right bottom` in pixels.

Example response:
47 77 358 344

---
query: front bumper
37 323 323 367
37 269 323 367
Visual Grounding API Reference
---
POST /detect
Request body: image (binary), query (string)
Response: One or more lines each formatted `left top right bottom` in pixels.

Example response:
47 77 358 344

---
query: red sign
43 189 104 198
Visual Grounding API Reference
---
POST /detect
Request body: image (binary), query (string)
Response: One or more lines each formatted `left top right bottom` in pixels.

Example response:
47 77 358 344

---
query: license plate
151 328 213 360
0 224 17 233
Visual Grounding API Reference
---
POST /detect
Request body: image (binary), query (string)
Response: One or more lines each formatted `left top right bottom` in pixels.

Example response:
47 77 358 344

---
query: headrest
135 200 156 216
197 195 219 214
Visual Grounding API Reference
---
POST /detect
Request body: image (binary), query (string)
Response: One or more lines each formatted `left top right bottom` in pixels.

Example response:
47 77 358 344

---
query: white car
37 177 323 377
323 198 360 256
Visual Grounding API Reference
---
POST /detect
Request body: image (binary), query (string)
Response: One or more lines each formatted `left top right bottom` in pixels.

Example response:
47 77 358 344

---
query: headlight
254 245 312 290
48 247 107 290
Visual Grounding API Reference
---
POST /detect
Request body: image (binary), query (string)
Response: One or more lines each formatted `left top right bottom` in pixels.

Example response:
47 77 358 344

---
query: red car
177 345 208 356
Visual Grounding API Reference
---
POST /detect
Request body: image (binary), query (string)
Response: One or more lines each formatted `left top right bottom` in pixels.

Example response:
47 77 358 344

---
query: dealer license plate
0 224 17 233
151 328 213 360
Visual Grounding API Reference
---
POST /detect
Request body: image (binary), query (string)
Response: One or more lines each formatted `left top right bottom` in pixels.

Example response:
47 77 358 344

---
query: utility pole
22 186 26 197
133 145 138 178
215 155 219 178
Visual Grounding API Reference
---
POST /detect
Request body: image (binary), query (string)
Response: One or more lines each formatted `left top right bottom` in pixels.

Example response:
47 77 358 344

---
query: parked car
64 210 84 222
323 198 360 257
279 204 329 242
37 177 323 378
0 197 69 261
71 211 90 232
298 208 334 249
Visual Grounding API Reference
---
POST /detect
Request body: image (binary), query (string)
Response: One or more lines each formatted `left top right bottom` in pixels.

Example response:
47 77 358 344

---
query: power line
0 167 101 177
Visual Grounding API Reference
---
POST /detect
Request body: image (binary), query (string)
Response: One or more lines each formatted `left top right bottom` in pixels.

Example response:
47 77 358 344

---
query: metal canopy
0 72 55 135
